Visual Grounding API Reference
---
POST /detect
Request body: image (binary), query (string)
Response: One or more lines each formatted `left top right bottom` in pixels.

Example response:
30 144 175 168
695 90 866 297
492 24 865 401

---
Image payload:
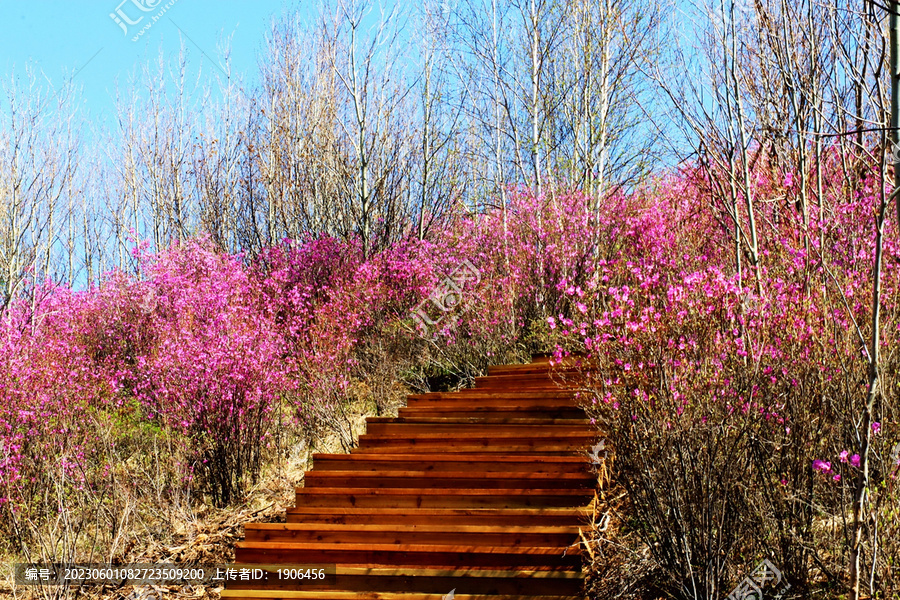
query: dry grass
0 384 398 600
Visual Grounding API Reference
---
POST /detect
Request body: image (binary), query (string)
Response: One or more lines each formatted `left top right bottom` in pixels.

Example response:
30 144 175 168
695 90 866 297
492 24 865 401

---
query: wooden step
355 442 593 453
226 356 594 600
301 470 594 490
358 431 594 442
354 439 590 456
292 487 592 509
242 523 581 546
224 566 583 595
363 422 593 436
472 380 565 388
402 397 585 409
223 566 582 595
355 436 592 454
397 407 586 419
473 374 583 390
283 508 589 527
365 417 590 425
224 592 578 599
310 453 591 473
234 541 582 568
358 430 594 439
487 362 590 376
406 391 578 401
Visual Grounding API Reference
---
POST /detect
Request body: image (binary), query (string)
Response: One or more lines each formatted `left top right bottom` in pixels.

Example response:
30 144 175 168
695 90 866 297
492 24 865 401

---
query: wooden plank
354 437 592 453
329 566 583 576
234 542 582 568
352 444 585 455
222 593 580 600
402 398 585 409
363 423 593 436
406 391 578 401
364 417 590 425
292 488 592 509
301 471 594 490
310 454 591 473
356 434 593 444
283 508 589 527
242 523 580 546
473 381 573 391
224 565 585 594
397 407 586 419
471 374 586 389
487 363 590 376
226 356 595 600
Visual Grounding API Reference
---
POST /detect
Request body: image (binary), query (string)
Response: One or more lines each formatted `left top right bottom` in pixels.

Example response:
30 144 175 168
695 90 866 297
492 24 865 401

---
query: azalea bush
0 281 166 573
0 150 897 600
550 157 900 597
127 241 294 506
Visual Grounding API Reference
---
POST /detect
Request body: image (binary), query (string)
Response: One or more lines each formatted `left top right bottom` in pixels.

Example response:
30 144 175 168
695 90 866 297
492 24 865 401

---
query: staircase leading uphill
222 354 599 600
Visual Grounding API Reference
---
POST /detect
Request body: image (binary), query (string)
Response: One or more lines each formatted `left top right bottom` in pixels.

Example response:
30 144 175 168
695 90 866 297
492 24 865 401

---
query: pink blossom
813 460 832 473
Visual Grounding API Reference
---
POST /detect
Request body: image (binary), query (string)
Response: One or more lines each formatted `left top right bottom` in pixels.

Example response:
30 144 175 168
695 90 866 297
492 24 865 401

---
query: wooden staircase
223 355 598 600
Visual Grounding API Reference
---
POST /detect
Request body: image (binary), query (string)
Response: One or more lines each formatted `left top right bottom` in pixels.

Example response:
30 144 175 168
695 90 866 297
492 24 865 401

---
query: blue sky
0 0 301 120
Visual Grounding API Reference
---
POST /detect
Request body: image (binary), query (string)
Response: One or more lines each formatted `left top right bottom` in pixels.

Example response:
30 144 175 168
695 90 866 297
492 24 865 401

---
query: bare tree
412 1 467 239
557 0 659 217
111 48 206 253
0 69 81 312
322 0 414 258
850 5 898 599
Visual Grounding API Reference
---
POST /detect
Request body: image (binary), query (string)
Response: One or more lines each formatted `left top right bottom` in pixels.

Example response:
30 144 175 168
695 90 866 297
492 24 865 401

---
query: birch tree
0 71 81 312
850 4 898 598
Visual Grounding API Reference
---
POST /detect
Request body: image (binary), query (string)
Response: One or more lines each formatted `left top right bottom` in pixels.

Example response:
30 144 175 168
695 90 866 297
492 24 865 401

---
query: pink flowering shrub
0 281 137 561
404 189 607 378
0 240 296 540
127 240 293 505
552 157 900 596
0 148 896 597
